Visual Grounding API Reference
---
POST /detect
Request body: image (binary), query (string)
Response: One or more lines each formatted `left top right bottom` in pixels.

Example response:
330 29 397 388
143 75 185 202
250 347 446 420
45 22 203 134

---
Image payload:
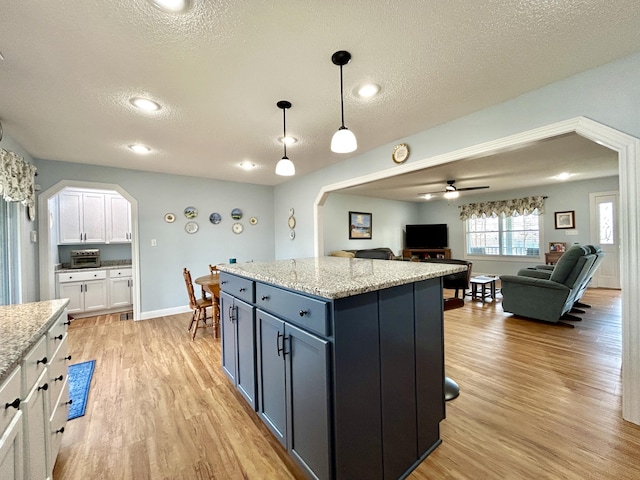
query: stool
468 276 497 303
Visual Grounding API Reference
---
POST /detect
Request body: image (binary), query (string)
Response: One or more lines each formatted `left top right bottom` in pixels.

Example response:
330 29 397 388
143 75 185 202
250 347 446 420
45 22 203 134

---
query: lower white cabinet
108 268 133 308
0 305 70 479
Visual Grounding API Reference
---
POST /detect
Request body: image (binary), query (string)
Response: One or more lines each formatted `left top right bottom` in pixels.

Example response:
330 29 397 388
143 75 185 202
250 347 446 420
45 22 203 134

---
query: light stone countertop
217 256 466 300
56 260 132 274
0 299 70 384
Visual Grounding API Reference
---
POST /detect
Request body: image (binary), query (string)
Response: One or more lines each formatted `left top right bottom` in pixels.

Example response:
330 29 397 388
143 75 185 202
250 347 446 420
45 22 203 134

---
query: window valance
459 195 545 220
0 148 37 208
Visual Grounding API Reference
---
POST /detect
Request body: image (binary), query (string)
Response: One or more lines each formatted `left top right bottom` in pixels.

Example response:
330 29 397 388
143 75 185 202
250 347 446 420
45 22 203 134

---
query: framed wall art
554 211 575 229
349 211 372 239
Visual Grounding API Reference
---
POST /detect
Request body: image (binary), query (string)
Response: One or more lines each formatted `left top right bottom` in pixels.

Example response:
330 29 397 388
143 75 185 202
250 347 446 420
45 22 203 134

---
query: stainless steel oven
70 249 101 269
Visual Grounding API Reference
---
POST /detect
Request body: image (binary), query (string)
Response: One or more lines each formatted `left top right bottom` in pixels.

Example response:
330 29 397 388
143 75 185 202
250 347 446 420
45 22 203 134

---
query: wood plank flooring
53 288 640 479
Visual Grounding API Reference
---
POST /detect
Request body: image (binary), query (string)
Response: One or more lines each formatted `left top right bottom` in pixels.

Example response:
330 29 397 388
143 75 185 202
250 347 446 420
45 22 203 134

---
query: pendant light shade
276 100 295 176
331 50 357 153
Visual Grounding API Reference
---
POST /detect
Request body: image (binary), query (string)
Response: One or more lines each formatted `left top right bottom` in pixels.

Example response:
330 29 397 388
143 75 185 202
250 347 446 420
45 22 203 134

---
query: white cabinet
109 268 133 308
0 368 24 480
58 190 106 244
57 270 108 314
106 194 132 243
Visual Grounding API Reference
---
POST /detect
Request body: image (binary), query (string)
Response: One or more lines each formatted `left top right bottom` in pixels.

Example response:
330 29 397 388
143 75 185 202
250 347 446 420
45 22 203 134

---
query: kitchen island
217 257 465 480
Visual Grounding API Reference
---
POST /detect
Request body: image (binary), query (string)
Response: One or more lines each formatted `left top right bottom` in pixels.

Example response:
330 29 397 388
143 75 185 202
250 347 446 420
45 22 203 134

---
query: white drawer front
109 268 132 277
0 367 21 433
57 270 107 283
22 336 48 395
47 336 69 414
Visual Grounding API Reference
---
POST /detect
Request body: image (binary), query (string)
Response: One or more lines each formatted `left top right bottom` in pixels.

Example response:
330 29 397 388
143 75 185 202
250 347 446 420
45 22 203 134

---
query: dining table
194 273 220 337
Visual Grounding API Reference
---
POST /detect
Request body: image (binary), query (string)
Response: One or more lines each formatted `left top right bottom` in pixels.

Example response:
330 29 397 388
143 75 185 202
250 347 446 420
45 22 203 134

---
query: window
0 198 19 305
465 211 541 257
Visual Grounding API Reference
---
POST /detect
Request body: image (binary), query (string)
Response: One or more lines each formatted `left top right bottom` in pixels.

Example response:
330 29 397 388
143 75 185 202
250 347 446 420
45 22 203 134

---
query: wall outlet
151 239 157 247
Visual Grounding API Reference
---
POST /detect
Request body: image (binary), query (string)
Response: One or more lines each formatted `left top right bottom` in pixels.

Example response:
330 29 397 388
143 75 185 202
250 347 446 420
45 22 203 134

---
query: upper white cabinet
58 190 106 244
58 189 131 245
106 194 132 243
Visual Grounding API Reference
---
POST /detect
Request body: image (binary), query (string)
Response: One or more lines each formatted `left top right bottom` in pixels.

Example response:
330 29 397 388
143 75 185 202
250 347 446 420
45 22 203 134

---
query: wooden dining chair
183 267 213 340
207 264 221 335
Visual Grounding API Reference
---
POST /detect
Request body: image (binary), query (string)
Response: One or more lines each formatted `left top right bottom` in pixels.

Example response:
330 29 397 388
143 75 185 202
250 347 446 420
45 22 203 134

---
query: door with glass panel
589 191 620 289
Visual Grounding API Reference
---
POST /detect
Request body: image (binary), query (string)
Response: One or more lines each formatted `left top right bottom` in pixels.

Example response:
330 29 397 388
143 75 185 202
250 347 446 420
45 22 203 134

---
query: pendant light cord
282 107 287 157
339 64 345 128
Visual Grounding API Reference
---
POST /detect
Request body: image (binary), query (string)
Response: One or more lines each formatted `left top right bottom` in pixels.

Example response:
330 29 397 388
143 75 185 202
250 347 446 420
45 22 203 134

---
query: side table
468 275 497 303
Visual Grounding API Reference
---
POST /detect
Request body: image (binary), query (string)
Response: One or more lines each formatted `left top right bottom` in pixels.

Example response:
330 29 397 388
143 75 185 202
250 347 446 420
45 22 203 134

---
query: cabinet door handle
277 331 284 357
53 375 64 382
220 280 227 285
64 319 71 325
37 356 48 365
261 295 269 301
53 334 63 341
239 287 246 292
64 399 73 406
4 398 20 410
65 355 72 361
55 427 65 434
299 310 308 317
38 383 49 392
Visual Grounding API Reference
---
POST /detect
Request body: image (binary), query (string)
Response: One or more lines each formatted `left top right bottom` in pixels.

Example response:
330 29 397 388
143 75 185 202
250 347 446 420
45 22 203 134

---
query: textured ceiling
0 1 638 188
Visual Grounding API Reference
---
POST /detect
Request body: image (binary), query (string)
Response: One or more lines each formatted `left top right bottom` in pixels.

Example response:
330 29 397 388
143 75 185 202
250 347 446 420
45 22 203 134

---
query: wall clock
232 222 244 234
392 143 410 164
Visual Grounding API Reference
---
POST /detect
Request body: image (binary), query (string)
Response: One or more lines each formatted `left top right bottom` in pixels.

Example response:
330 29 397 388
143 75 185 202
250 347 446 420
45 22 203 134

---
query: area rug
67 360 95 420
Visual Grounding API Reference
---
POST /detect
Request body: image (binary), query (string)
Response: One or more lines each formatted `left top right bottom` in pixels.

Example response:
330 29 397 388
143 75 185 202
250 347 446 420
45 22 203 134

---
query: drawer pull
221 280 228 285
53 334 64 341
4 398 20 410
299 310 308 317
54 375 64 382
65 355 72 361
64 320 71 325
277 331 284 357
64 399 73 406
38 383 49 392
239 287 246 292
261 295 270 301
55 427 65 434
37 356 48 365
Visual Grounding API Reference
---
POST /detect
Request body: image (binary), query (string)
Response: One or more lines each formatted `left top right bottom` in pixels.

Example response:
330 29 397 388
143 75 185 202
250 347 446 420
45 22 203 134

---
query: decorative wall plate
289 229 295 240
184 206 198 218
249 216 258 225
185 221 199 234
209 212 222 224
289 207 295 216
231 208 243 220
288 216 296 229
164 213 176 223
232 222 244 234
392 143 410 164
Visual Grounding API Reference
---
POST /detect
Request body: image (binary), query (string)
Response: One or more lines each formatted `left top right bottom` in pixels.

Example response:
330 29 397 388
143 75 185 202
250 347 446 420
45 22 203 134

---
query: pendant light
275 100 295 176
331 50 357 153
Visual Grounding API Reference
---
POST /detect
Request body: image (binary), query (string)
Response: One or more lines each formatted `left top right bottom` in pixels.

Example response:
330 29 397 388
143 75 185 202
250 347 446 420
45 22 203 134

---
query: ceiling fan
419 180 490 199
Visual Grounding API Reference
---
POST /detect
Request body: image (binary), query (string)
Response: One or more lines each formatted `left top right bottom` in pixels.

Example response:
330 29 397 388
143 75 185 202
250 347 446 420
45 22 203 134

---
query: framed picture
554 211 575 229
349 211 372 239
549 242 567 252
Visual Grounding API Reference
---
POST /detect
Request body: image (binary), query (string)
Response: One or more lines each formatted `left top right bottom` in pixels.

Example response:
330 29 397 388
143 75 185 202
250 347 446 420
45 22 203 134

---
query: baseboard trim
139 305 191 320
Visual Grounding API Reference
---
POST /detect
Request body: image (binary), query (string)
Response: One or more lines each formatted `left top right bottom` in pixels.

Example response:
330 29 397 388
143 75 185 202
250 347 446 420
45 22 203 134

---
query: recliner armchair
500 245 596 326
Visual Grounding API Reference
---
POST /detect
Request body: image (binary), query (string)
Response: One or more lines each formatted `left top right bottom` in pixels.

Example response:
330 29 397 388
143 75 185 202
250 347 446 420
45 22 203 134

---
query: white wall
322 193 418 255
33 159 275 315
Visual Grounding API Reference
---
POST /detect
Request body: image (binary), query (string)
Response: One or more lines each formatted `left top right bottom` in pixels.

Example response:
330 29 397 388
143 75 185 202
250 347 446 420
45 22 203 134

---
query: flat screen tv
405 224 448 249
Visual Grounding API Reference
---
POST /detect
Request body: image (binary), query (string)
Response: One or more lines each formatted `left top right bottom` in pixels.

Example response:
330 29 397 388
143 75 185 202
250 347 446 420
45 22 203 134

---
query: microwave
70 249 101 269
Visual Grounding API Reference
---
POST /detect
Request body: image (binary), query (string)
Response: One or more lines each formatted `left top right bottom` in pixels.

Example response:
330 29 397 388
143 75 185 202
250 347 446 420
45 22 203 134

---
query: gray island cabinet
218 257 465 480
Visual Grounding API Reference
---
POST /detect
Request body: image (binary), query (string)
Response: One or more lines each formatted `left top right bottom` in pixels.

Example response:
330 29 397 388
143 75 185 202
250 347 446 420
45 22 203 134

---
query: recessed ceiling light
128 144 151 154
149 0 189 12
130 97 161 112
239 161 256 170
357 83 381 98
279 136 297 145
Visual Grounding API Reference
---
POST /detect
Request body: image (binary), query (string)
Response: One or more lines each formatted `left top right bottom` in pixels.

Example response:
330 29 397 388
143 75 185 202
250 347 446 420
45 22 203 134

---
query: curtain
0 148 37 208
459 195 545 220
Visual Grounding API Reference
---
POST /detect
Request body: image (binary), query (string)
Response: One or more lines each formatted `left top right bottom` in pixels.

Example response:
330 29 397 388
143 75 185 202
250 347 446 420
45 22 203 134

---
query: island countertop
216 256 466 299
0 298 70 384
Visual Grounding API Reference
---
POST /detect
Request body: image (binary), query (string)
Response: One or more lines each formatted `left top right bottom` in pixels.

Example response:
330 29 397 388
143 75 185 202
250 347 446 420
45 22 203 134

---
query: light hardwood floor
53 288 640 479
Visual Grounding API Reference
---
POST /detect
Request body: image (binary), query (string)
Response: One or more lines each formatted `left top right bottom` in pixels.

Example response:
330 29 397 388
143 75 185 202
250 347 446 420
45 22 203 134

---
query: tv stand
403 248 451 260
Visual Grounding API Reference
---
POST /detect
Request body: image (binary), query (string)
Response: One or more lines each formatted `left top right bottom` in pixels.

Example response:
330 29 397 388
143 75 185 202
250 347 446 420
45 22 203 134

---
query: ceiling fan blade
456 186 490 191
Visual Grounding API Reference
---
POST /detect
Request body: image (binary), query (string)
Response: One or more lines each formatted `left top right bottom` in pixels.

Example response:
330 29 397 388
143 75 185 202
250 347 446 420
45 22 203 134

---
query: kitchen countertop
0 299 70 384
56 260 132 273
217 256 466 300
